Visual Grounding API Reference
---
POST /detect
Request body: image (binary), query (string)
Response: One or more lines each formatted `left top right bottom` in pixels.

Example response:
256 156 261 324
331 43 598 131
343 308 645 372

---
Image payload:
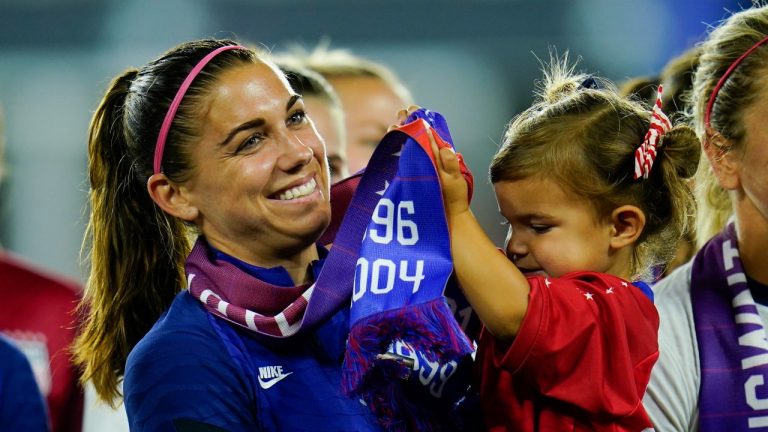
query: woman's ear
608 205 646 250
147 174 198 222
703 128 741 191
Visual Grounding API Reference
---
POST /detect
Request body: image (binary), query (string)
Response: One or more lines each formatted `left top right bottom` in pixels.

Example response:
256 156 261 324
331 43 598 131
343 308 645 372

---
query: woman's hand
387 105 422 132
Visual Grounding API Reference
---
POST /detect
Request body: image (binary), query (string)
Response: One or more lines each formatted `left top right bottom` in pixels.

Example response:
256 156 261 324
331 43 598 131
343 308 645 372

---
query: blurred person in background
0 104 84 432
299 43 414 174
619 75 661 104
0 334 50 432
656 46 702 276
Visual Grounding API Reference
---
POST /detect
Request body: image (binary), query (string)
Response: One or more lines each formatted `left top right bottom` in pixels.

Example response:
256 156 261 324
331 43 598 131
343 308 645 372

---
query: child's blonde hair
490 58 700 280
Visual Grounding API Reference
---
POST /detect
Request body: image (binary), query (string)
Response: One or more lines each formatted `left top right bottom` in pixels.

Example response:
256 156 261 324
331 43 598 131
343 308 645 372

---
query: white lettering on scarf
389 340 458 398
723 239 768 426
746 375 768 428
724 239 739 271
353 198 425 302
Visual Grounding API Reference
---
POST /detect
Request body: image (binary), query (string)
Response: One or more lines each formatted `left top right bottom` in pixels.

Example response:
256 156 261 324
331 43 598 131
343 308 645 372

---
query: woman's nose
278 132 314 170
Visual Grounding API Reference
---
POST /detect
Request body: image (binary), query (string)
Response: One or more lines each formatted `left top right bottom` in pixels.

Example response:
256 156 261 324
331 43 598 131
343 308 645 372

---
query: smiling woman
72 39 383 432
150 62 332 276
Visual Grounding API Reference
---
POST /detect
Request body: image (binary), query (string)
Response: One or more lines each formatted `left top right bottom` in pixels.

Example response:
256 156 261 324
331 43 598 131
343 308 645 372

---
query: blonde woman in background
298 44 413 174
644 5 768 430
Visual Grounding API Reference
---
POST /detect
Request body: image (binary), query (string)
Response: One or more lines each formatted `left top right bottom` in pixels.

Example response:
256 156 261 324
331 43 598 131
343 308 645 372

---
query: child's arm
429 130 530 341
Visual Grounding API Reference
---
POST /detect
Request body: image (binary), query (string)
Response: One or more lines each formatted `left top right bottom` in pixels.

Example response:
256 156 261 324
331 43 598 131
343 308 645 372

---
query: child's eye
287 110 308 126
530 224 551 234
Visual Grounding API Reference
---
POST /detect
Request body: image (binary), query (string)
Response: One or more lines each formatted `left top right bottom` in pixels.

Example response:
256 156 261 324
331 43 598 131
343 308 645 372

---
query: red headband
153 45 244 174
704 34 768 129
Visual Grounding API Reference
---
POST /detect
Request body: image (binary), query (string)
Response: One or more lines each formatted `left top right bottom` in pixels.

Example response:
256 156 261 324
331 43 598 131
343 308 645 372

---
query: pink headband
704 34 768 129
634 85 671 180
153 45 244 174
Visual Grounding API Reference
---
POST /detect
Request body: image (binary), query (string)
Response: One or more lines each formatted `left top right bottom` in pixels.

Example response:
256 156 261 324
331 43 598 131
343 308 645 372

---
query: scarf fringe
342 297 473 431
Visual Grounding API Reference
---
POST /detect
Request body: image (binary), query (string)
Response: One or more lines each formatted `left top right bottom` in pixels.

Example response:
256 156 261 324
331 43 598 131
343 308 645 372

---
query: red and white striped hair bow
634 85 672 180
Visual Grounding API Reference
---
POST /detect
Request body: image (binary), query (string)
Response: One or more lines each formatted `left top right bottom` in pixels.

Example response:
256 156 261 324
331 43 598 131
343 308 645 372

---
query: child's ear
608 205 646 250
147 174 199 222
703 130 740 191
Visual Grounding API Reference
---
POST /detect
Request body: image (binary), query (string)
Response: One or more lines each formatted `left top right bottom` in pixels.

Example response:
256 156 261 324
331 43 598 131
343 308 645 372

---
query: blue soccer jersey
124 291 382 432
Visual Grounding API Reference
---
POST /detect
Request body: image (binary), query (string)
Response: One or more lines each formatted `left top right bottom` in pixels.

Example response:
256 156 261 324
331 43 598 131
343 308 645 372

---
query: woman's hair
490 58 700 280
74 39 260 404
618 75 661 104
690 5 768 248
275 60 342 107
274 59 346 146
659 45 702 116
292 42 413 105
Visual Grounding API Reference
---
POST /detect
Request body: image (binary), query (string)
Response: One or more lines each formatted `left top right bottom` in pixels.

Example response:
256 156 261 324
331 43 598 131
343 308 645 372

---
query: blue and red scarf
186 109 477 430
340 110 476 430
692 222 768 430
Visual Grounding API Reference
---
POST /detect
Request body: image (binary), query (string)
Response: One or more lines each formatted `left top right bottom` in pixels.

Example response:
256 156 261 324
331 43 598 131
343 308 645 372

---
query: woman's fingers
397 108 408 124
388 106 420 132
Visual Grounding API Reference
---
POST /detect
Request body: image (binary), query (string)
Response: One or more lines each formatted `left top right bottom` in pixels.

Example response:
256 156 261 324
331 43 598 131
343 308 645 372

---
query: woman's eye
287 110 307 126
531 225 551 234
236 133 263 153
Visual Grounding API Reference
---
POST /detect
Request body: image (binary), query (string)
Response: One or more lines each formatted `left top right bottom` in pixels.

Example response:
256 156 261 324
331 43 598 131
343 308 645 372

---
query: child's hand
428 129 470 218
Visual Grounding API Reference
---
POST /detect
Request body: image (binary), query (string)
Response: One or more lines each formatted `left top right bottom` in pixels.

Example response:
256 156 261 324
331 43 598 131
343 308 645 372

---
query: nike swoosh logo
258 372 293 389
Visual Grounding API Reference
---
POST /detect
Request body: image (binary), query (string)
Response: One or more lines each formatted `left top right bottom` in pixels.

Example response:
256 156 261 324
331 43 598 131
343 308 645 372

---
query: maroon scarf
185 173 363 338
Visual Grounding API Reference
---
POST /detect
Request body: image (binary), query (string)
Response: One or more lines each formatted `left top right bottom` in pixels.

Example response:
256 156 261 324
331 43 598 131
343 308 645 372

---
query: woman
73 39 381 431
643 5 768 431
273 58 349 182
297 44 414 174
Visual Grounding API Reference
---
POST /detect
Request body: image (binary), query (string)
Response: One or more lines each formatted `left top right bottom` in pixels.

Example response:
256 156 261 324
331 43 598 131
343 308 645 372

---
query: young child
431 60 700 431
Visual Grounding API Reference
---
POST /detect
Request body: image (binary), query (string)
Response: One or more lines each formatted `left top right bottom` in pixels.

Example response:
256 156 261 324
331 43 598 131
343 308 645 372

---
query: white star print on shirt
606 287 614 294
584 292 594 301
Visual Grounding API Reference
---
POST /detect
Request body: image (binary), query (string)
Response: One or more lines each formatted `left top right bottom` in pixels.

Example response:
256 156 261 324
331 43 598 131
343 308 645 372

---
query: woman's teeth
278 178 317 201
